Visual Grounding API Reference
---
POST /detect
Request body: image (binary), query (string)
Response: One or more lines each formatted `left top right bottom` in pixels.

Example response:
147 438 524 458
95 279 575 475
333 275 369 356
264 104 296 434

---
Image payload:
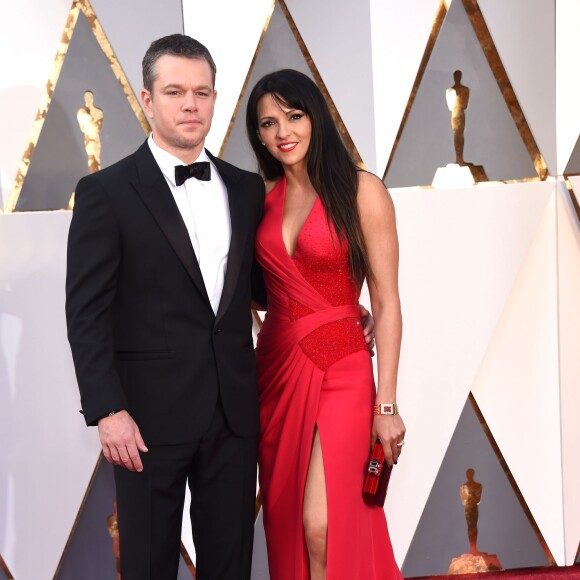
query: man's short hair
142 34 217 91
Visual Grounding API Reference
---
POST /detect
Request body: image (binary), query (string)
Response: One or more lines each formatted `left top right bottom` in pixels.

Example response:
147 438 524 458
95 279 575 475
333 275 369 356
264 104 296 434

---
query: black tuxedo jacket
66 140 265 444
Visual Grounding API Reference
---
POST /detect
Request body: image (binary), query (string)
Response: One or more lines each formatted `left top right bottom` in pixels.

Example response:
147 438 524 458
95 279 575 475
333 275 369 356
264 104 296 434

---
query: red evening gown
255 177 402 579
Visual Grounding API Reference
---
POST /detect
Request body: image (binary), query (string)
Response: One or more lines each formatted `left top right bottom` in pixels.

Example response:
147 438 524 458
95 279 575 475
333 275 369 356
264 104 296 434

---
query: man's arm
66 175 125 422
66 176 146 471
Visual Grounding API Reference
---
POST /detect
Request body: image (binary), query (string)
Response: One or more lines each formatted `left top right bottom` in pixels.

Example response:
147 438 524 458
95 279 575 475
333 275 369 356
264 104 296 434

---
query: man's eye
197 92 209 98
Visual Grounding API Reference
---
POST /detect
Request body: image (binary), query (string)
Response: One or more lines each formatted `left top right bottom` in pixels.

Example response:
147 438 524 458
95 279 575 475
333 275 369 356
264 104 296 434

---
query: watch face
373 403 398 415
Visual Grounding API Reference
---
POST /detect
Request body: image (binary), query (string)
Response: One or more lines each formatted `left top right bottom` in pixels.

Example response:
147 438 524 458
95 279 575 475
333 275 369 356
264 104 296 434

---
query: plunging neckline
279 177 319 260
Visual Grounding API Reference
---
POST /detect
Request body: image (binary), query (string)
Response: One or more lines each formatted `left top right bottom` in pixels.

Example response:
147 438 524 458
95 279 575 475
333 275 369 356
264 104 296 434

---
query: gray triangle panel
386 0 537 188
220 3 314 172
55 457 118 580
401 397 547 577
54 456 194 578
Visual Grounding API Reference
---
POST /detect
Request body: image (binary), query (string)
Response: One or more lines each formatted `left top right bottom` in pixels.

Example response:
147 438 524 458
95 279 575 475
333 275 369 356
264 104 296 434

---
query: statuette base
432 163 488 188
448 551 502 575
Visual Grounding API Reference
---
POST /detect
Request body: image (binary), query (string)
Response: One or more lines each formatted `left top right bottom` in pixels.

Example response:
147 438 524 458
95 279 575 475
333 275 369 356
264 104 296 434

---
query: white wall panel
0 212 101 579
471 190 563 563
556 0 580 174
556 184 580 564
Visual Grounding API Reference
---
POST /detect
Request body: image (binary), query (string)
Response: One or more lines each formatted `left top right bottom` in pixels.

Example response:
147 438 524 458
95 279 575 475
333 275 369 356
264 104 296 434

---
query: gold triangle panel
6 0 149 213
385 0 543 188
401 395 549 577
564 180 580 223
462 0 547 180
564 133 580 178
0 555 14 580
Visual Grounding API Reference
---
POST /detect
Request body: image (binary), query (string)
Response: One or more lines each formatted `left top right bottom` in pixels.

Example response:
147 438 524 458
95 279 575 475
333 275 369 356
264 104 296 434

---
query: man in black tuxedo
66 35 265 579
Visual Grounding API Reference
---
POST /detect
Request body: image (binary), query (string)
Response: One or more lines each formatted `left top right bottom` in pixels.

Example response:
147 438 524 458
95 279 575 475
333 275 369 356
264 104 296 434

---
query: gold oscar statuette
448 468 502 574
447 70 469 166
107 501 121 580
70 90 104 208
433 71 487 188
77 90 104 174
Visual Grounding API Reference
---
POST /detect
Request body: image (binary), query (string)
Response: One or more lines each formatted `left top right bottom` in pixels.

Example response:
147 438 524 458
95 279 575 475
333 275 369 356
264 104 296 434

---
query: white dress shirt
148 134 231 314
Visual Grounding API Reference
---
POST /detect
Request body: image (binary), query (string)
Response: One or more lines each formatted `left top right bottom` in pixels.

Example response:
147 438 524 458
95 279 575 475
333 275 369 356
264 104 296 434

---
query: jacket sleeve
65 175 128 425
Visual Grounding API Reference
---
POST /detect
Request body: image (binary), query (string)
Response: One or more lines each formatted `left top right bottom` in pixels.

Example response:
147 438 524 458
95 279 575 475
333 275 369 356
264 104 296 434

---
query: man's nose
182 92 198 111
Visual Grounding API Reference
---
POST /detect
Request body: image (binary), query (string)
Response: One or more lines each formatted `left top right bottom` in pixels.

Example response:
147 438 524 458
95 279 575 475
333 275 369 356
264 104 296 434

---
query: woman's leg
303 427 327 580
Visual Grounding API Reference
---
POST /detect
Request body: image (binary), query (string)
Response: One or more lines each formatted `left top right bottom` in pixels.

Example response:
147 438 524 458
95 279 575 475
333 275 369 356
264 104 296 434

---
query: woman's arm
357 171 405 467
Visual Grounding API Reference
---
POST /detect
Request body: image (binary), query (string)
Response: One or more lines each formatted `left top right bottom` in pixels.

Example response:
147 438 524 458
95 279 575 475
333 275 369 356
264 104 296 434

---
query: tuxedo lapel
131 142 212 310
210 153 249 324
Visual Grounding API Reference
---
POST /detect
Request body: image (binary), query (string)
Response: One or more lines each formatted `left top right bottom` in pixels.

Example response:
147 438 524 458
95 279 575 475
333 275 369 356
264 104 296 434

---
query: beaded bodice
255 178 368 370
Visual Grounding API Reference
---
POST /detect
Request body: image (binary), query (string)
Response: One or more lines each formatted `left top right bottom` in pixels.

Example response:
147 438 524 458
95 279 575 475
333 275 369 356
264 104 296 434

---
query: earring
261 142 265 146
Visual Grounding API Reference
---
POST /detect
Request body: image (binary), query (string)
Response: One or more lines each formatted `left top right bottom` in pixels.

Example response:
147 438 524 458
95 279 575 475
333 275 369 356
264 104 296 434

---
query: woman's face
256 93 312 173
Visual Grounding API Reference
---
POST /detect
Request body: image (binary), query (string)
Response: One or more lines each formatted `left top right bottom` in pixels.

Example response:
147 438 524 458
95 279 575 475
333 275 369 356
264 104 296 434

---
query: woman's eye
260 120 273 128
291 113 303 121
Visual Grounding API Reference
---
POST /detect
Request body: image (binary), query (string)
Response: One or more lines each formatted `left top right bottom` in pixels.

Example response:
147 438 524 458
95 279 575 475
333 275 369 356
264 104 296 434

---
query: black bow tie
174 161 211 186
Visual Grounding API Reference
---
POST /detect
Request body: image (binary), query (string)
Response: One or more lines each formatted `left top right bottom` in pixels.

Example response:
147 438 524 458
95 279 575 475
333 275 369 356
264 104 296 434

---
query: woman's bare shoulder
356 170 393 209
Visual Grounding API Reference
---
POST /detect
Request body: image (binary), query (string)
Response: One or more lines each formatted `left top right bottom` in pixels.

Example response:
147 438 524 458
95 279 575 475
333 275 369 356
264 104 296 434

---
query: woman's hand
371 414 406 467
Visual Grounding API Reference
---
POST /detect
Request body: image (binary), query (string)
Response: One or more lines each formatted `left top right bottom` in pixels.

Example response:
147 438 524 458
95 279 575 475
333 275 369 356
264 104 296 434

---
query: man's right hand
98 410 148 472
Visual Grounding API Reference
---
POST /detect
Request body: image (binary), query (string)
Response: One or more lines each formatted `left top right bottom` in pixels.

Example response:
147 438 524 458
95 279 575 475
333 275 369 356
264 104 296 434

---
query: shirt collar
147 133 211 186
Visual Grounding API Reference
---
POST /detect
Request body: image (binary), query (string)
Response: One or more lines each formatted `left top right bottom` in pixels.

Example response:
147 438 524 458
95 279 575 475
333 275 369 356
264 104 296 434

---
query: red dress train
255 178 402 579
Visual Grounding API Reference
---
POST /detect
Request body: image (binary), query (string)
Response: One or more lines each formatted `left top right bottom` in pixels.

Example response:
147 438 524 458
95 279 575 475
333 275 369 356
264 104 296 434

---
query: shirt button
214 328 222 335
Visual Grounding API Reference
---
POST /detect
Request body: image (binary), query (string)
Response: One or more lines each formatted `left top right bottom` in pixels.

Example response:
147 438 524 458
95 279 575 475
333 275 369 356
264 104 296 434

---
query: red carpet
410 564 580 580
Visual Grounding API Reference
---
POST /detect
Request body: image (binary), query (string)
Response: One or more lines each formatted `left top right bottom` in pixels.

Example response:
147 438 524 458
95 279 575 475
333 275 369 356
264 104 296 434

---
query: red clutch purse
363 441 392 507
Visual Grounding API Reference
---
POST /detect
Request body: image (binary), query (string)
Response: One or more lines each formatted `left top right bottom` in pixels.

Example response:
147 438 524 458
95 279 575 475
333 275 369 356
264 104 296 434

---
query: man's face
141 55 217 163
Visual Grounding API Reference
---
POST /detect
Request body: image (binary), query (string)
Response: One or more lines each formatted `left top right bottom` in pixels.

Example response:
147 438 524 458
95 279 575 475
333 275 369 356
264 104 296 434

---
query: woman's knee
303 512 328 557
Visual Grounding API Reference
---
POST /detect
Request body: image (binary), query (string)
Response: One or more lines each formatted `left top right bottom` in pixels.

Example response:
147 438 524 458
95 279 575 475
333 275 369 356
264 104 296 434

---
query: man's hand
98 410 148 472
359 304 376 356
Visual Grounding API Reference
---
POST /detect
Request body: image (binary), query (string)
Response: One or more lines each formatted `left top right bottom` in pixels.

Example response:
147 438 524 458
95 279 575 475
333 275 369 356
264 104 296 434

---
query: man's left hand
359 304 375 356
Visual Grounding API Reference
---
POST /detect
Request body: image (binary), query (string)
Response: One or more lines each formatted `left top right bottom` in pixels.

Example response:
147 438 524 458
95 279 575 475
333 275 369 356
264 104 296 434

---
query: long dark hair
246 69 371 286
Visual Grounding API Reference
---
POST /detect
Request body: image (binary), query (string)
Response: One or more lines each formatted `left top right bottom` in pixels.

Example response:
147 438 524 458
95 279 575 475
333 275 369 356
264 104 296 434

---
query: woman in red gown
246 69 405 580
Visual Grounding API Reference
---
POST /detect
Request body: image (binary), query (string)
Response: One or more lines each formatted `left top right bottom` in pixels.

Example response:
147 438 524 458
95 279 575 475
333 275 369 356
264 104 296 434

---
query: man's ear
141 89 153 118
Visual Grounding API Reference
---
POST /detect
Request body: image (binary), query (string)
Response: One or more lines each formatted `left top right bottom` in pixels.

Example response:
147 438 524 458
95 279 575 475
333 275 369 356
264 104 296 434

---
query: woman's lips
278 142 298 152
